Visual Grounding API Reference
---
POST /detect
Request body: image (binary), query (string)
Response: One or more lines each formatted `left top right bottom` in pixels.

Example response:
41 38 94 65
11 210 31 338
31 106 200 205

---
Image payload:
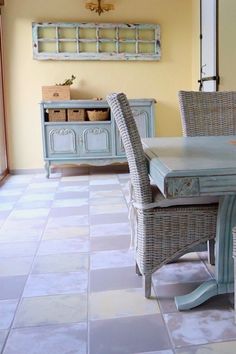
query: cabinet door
79 124 112 157
45 126 78 157
116 106 151 156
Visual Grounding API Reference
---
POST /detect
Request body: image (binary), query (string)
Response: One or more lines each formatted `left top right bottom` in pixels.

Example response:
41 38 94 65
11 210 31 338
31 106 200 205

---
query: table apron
200 175 236 195
164 175 236 198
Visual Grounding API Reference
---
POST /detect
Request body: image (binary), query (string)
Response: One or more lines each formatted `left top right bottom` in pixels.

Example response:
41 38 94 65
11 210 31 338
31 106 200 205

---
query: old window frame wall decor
32 22 161 61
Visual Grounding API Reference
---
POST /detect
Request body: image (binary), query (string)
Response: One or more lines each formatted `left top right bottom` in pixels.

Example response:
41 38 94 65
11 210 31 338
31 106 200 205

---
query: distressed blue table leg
175 195 236 310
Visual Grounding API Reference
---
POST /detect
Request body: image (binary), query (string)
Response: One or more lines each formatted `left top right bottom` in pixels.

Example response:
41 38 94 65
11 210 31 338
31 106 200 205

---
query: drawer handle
53 93 59 97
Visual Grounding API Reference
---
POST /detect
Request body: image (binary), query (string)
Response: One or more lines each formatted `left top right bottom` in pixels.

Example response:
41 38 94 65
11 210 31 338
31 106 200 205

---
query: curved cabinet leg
144 275 152 298
44 162 50 178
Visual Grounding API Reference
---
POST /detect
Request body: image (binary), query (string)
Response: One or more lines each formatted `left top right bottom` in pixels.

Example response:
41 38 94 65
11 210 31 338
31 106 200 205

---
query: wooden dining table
142 135 236 310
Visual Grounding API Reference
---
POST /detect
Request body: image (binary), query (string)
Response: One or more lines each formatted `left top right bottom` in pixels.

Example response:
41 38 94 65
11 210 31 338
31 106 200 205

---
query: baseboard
9 164 129 176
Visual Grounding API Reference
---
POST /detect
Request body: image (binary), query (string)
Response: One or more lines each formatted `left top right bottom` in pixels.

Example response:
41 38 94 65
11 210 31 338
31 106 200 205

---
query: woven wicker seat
107 92 218 298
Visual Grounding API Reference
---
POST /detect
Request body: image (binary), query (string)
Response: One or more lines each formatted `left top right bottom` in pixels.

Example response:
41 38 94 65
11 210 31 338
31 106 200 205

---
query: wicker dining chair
107 92 218 298
178 91 236 137
178 90 236 264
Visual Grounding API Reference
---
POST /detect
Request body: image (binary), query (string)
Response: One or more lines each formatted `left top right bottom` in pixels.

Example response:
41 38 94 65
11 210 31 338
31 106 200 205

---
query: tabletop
142 135 236 198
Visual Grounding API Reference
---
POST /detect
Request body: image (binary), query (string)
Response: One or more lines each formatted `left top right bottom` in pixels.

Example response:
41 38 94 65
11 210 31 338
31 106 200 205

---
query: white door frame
199 0 219 91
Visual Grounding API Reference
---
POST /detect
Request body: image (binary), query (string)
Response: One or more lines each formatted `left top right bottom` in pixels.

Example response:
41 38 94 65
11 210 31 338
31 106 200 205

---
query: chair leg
208 239 215 265
136 262 142 276
144 275 152 298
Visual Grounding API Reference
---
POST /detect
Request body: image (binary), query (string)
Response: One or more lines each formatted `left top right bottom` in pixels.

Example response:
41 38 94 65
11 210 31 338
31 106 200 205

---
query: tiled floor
0 169 235 354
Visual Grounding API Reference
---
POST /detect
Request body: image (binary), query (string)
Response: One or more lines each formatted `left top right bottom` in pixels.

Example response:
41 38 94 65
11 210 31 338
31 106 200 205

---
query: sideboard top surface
40 98 157 109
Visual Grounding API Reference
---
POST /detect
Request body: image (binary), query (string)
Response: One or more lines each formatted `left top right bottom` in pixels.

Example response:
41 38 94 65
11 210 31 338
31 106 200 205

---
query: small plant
56 75 76 86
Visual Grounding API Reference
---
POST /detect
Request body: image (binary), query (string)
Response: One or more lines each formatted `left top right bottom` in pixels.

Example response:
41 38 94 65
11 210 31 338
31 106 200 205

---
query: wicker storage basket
67 108 85 121
48 109 66 122
87 110 109 121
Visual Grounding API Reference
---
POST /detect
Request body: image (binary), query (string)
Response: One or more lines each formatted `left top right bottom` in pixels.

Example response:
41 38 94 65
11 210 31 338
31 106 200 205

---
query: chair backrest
178 91 236 136
106 92 152 205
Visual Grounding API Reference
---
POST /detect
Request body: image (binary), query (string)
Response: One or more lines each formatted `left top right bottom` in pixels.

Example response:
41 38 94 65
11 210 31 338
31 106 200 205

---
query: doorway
200 0 219 91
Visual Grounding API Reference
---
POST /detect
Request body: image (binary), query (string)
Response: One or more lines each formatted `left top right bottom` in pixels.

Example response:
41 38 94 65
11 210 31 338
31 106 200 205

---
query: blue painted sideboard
40 99 156 177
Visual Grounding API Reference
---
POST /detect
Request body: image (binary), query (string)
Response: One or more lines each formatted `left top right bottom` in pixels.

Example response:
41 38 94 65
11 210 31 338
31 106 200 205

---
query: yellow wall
2 0 194 170
218 0 236 90
191 0 200 91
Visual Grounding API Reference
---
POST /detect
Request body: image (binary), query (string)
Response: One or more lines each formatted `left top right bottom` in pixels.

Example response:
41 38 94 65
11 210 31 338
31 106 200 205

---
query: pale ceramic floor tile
23 271 88 297
175 341 236 354
91 250 135 270
0 257 33 276
89 197 126 205
57 185 89 192
89 314 171 354
137 351 174 354
0 242 38 258
1 218 46 229
89 190 123 198
26 181 59 189
90 204 127 215
42 225 89 240
14 200 53 209
37 238 89 255
0 231 42 243
61 175 89 182
0 329 8 352
0 188 23 196
0 202 16 211
18 193 54 202
89 174 119 180
91 235 130 252
90 288 159 320
90 212 129 225
152 260 212 286
46 215 89 227
8 208 50 220
13 293 87 327
90 222 130 237
90 266 142 292
4 175 34 183
89 178 120 185
32 253 89 274
164 309 236 347
4 323 87 354
49 206 89 217
54 191 89 200
0 276 28 300
52 198 88 208
0 300 19 329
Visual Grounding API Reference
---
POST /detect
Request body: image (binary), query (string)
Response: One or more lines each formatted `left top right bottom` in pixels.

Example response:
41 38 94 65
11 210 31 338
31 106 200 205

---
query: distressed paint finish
32 22 161 61
166 177 199 198
40 99 156 177
142 135 236 310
